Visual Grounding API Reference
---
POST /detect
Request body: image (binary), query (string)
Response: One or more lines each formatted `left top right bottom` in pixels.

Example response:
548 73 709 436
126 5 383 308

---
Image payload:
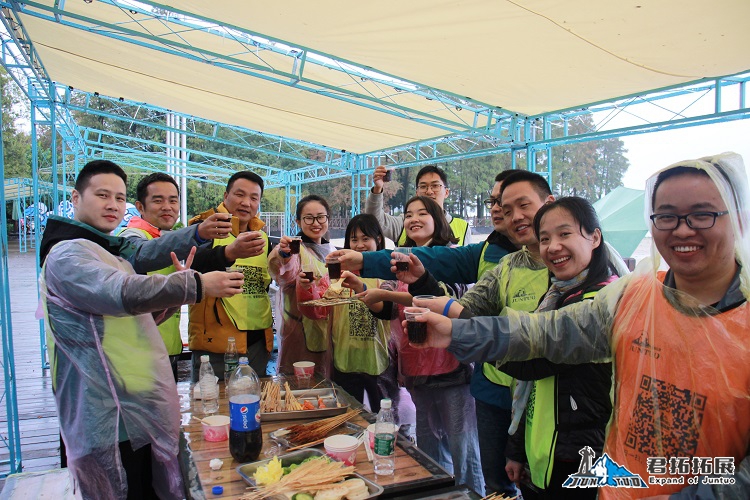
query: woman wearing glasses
269 194 336 377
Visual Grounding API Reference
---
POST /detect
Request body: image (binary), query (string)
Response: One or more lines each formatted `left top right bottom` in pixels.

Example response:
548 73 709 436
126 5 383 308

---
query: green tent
592 187 648 258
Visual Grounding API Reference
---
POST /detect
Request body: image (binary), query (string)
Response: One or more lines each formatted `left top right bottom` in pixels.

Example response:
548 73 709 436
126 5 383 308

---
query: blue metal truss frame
0 0 748 477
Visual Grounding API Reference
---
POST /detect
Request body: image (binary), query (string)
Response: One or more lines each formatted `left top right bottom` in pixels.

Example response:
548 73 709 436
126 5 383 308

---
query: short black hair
344 214 385 251
295 194 330 221
651 166 710 208
74 160 127 193
226 171 264 195
136 173 179 205
500 170 552 200
415 165 448 188
495 169 520 184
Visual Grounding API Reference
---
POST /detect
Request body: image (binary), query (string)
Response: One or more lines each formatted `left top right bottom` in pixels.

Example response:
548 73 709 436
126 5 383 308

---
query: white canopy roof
20 0 750 153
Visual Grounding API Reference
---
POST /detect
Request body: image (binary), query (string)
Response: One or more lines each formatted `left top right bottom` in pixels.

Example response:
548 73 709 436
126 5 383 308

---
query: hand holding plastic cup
404 307 430 344
293 361 315 388
383 169 393 182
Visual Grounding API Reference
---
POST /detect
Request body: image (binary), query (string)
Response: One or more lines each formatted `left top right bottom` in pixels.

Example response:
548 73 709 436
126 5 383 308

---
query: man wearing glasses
416 153 750 498
365 164 472 245
188 171 274 380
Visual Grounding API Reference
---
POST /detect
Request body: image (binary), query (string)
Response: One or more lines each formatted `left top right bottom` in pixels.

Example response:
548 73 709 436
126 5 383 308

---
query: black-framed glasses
649 211 729 230
301 214 329 225
483 197 501 209
417 182 444 193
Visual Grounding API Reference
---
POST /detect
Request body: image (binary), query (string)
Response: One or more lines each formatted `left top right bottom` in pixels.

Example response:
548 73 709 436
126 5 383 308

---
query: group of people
39 152 749 499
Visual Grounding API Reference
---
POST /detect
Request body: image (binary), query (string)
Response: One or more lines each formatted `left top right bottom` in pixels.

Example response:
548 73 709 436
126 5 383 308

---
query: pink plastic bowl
324 434 359 466
201 415 230 442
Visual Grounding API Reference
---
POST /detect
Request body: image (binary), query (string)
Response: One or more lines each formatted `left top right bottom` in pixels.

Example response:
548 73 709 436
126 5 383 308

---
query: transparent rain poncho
39 238 196 499
450 153 750 498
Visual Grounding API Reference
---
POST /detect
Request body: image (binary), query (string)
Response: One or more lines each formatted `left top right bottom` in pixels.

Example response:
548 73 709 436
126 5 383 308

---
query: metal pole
181 116 187 225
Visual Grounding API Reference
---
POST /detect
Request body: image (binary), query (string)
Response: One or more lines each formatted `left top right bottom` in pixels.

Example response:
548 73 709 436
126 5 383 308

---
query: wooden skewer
285 436 328 452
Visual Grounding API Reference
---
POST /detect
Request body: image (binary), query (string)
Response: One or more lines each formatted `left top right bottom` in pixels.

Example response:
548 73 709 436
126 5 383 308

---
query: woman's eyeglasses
301 215 329 225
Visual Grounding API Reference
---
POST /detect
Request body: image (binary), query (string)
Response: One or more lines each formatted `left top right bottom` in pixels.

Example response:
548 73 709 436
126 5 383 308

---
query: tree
1 68 32 179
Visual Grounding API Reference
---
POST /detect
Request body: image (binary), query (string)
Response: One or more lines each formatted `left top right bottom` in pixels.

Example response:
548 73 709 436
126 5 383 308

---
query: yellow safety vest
124 228 183 356
217 232 273 331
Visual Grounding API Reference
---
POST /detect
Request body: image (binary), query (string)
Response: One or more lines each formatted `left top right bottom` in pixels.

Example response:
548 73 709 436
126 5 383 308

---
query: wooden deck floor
0 240 60 485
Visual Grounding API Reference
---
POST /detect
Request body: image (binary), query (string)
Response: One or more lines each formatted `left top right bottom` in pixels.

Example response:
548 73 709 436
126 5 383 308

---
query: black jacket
500 283 613 467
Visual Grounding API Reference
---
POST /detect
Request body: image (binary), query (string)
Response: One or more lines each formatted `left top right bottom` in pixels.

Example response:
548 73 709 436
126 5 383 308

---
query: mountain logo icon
563 447 648 489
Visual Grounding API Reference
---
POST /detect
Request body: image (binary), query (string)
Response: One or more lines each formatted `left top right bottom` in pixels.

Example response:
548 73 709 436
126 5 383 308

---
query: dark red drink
328 262 342 280
407 321 427 343
303 271 314 282
395 261 409 272
289 239 301 254
229 428 263 463
383 169 392 182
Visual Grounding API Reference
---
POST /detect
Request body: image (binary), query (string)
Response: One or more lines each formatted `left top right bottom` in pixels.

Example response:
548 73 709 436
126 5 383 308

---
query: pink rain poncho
40 237 199 499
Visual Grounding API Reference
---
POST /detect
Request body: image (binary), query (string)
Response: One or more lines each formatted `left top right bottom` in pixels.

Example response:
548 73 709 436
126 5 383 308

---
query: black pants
332 367 384 414
520 459 598 500
60 437 159 499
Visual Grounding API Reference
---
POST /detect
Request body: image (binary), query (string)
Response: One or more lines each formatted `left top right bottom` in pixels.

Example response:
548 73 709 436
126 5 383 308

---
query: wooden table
178 376 454 499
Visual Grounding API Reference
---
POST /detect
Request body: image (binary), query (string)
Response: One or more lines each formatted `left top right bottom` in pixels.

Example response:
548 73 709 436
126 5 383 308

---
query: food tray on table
300 297 359 307
237 449 383 499
270 421 364 449
261 387 349 421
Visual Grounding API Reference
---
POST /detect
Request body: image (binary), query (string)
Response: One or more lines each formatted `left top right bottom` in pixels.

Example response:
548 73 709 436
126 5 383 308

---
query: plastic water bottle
199 355 219 415
374 398 397 475
228 357 263 462
224 336 238 383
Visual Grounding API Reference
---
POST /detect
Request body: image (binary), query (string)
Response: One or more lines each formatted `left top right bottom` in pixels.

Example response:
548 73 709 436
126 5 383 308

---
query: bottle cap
239 357 249 364
381 398 392 409
200 355 210 362
212 485 224 495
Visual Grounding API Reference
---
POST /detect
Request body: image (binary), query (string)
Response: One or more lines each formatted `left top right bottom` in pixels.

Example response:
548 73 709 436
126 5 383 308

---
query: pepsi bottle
227 357 263 462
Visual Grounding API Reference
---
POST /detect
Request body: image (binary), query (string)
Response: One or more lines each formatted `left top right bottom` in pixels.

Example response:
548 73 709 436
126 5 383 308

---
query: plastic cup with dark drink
404 307 430 344
394 247 411 272
289 237 302 254
383 169 393 182
326 257 342 280
302 268 315 282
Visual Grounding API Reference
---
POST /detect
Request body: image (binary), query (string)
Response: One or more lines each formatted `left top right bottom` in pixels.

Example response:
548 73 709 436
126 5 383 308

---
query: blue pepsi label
229 394 261 432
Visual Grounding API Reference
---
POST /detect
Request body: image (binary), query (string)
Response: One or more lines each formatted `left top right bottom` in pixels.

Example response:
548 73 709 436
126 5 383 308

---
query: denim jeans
475 399 517 496
410 384 485 495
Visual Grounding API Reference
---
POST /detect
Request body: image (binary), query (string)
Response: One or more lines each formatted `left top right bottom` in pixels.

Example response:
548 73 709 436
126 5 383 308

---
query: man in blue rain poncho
413 153 750 499
38 160 244 499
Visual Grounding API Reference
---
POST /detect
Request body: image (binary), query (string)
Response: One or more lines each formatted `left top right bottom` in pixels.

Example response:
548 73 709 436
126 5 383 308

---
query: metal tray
270 421 364 449
261 387 349 421
237 448 383 499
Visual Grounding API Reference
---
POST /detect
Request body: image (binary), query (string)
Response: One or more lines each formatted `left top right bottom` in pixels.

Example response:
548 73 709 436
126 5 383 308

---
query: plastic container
228 357 263 462
201 415 230 442
199 355 219 415
374 398 397 475
224 336 238 383
323 434 360 466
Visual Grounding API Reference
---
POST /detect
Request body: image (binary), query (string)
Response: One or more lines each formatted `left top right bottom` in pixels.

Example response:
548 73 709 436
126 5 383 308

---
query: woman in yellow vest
269 195 336 378
502 197 618 499
298 214 392 413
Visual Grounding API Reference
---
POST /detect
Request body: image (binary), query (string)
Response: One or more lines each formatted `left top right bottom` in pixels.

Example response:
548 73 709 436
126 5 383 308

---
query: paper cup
293 361 315 387
201 415 230 442
324 434 359 466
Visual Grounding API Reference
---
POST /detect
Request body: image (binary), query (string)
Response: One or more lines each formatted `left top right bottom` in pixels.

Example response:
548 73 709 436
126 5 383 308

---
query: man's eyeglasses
483 197 501 209
417 182 444 193
301 215 329 225
649 211 729 230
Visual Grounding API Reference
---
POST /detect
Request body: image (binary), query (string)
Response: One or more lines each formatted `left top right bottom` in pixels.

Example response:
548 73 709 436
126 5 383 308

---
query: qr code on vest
237 265 265 295
624 375 706 456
